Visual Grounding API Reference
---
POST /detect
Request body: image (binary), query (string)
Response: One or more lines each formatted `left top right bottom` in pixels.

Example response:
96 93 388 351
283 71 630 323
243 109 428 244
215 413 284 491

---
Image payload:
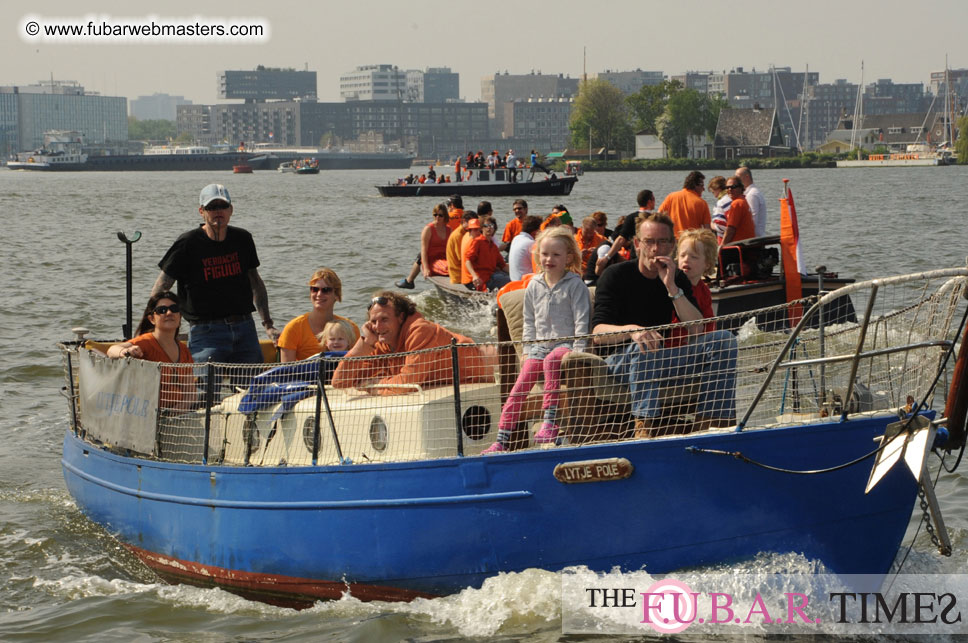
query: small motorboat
232 164 253 174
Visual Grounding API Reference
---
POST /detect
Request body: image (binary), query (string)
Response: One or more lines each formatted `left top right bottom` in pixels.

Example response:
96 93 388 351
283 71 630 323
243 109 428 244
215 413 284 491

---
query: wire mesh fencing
60 268 968 466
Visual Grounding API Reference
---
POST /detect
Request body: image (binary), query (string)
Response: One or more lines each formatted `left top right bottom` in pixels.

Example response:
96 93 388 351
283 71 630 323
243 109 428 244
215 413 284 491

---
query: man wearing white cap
151 184 279 363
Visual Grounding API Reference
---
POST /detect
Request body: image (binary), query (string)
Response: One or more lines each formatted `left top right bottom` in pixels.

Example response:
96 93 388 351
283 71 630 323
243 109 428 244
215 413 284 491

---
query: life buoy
943 315 968 450
28 157 34 163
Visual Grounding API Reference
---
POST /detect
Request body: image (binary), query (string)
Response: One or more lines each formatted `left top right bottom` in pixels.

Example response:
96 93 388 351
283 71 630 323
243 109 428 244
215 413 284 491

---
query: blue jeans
487 271 511 291
188 316 264 364
606 330 737 420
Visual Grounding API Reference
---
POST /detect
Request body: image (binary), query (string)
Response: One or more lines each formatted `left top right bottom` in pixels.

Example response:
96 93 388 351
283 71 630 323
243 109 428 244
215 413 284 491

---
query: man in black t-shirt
596 189 654 273
592 212 737 435
152 184 279 363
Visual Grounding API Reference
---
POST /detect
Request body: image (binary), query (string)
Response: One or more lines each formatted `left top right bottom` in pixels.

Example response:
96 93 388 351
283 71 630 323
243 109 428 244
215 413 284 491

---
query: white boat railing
60 268 968 466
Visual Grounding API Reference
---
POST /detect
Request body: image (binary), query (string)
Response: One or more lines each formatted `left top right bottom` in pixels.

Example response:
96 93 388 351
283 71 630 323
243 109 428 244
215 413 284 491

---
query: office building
218 67 316 102
596 69 664 95
0 80 126 153
340 65 407 101
481 72 579 137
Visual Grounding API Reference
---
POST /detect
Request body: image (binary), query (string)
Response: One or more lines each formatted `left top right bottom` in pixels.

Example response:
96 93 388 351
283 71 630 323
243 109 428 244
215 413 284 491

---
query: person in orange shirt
719 178 756 246
463 218 510 291
332 292 494 395
445 209 476 283
106 291 195 409
445 194 464 230
500 199 528 251
575 216 607 272
658 171 712 238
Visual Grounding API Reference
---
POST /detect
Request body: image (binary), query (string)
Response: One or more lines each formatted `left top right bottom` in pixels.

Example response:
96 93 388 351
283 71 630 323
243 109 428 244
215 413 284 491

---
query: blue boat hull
61 414 918 605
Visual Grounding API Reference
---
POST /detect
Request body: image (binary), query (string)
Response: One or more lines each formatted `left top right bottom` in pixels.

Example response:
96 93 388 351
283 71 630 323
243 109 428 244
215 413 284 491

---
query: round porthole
461 405 491 441
302 417 317 452
369 416 388 452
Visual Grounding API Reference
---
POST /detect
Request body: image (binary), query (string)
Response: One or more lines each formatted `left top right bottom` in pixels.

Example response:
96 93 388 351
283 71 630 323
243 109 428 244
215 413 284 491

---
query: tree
626 79 683 134
956 116 968 164
127 116 176 142
174 131 195 145
655 89 727 158
569 79 633 153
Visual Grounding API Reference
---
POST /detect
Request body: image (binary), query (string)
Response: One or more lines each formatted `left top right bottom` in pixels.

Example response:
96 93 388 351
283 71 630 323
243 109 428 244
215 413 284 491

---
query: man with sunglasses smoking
151 184 279 364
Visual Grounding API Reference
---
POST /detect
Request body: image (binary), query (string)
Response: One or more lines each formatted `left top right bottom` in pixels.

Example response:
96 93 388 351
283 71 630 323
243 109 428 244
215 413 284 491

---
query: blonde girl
317 319 356 352
669 228 718 345
484 227 590 453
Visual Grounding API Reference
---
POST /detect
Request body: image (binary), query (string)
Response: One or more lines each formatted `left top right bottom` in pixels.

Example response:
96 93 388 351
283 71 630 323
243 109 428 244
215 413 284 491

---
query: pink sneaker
482 442 505 454
533 425 559 444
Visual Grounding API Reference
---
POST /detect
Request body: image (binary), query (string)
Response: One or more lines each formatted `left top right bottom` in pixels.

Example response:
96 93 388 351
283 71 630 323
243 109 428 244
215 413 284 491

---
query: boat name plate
553 458 633 484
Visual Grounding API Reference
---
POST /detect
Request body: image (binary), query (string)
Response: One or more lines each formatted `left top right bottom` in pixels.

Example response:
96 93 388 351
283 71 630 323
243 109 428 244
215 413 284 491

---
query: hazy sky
6 0 966 106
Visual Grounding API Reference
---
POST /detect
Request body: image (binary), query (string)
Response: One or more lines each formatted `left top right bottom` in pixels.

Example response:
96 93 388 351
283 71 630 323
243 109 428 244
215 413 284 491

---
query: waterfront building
406 67 460 103
340 65 407 101
176 105 214 145
481 72 579 137
218 67 316 102
130 93 192 121
502 98 573 151
596 69 664 95
670 71 714 93
0 80 126 154
800 79 857 150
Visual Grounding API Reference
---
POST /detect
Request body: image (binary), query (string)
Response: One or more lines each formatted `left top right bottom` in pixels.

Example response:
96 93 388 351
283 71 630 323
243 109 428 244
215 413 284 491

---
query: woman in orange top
278 268 360 362
107 291 194 409
395 203 452 288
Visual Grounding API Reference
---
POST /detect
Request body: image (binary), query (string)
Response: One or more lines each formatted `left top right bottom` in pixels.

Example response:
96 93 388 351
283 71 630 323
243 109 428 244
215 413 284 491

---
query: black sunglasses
204 201 231 211
368 296 390 310
727 184 743 190
153 304 180 315
310 286 335 294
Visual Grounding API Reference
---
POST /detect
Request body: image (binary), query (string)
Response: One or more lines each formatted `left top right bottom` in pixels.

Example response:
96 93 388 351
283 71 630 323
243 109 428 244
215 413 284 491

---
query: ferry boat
58 266 968 606
378 166 578 197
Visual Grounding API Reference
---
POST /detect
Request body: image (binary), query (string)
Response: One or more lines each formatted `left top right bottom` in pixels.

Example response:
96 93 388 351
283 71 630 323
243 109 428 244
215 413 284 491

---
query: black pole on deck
117 231 142 338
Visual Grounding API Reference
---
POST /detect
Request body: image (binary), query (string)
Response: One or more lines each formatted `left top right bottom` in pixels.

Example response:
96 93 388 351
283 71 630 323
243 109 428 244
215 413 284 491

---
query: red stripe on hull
125 544 438 608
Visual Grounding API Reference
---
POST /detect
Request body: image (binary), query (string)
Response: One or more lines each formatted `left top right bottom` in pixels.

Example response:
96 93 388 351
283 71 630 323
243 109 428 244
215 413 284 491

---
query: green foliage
956 116 968 164
127 116 176 142
569 79 634 153
656 90 726 158
626 79 683 135
174 131 194 145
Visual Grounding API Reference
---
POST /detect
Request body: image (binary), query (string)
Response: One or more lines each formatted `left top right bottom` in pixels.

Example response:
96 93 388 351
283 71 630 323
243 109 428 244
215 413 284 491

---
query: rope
685 443 880 475
686 298 968 476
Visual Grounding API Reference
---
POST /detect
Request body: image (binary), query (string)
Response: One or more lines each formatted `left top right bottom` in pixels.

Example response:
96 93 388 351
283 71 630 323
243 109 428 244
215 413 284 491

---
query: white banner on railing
78 348 160 454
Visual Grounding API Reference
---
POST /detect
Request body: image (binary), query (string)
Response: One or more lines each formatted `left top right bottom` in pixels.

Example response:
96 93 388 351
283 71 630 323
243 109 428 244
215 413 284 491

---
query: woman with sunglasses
278 268 360 362
107 291 195 409
394 203 451 289
107 291 192 363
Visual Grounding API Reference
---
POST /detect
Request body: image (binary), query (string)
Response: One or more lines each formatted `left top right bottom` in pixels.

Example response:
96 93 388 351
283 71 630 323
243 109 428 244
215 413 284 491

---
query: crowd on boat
394 149 554 185
99 168 768 447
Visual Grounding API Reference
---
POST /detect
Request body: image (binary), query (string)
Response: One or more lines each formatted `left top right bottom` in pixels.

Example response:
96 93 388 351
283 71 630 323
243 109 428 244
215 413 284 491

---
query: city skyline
6 0 967 106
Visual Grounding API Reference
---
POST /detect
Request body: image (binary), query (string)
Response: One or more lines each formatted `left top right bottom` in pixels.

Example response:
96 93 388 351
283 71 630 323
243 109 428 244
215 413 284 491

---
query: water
1 166 967 640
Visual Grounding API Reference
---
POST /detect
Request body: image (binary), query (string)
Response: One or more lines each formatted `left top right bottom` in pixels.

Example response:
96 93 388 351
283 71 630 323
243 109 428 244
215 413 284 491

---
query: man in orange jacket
332 291 494 394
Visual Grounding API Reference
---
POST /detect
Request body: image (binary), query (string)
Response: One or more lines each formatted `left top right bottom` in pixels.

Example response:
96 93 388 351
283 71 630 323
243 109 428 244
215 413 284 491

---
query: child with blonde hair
484 227 590 453
316 319 356 353
668 227 718 346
